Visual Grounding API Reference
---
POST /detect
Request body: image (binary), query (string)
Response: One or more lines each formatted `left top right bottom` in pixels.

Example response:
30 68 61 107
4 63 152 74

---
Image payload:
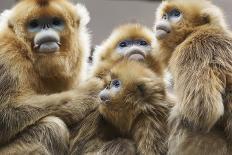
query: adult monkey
154 0 232 154
0 0 103 154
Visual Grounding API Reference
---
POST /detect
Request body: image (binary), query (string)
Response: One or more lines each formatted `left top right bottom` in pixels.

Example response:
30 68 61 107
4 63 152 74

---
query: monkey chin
128 54 145 61
155 29 169 40
36 42 60 53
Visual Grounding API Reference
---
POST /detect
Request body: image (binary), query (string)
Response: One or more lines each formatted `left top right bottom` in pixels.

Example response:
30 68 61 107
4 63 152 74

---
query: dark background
0 0 231 45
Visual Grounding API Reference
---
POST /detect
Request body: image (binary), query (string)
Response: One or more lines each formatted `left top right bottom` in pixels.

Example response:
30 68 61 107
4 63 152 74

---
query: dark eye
111 79 121 88
119 41 128 48
52 17 63 26
169 9 181 17
28 19 39 29
162 14 168 20
140 40 148 46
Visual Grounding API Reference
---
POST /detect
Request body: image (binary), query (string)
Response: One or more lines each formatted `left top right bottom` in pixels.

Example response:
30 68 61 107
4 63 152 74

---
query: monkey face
116 38 152 62
154 0 212 43
95 24 155 64
27 16 64 53
9 0 81 55
93 24 163 76
99 79 122 103
155 8 182 40
7 0 89 79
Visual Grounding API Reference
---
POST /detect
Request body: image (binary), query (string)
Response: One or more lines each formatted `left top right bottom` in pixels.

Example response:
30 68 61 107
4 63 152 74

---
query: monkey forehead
105 23 154 48
156 0 210 19
110 60 157 83
10 0 79 26
156 0 227 30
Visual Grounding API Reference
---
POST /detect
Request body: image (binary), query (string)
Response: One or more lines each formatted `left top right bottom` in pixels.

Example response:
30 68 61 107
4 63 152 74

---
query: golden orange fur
0 0 101 154
155 0 232 154
70 60 172 155
91 23 163 80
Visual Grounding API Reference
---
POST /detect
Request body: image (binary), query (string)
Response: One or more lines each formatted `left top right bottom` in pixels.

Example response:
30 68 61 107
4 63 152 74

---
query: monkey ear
137 83 146 96
136 78 153 96
137 77 165 97
0 9 12 31
200 4 227 29
75 3 90 27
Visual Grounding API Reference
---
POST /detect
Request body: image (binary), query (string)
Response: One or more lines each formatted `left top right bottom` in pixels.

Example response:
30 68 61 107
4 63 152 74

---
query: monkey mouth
155 25 170 39
156 25 171 33
34 37 61 53
127 51 146 61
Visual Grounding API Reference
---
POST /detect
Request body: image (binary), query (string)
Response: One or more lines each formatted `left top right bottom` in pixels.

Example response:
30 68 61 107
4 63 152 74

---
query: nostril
43 24 50 29
100 94 110 102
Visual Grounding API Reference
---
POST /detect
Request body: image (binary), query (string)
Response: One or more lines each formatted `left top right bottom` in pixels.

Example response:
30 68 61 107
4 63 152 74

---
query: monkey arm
0 105 50 145
0 62 52 144
70 110 136 155
97 138 136 155
132 114 168 155
23 77 104 127
0 77 104 144
170 45 225 132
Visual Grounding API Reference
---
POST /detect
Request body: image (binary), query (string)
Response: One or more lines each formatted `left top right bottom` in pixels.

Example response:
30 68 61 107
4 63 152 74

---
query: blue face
111 79 121 88
27 17 65 33
162 8 182 21
118 39 149 48
168 9 181 18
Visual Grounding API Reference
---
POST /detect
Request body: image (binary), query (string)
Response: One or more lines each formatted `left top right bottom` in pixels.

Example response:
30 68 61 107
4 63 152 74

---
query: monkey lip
156 25 170 33
100 100 110 105
34 42 61 53
127 51 146 61
34 36 61 53
155 25 170 39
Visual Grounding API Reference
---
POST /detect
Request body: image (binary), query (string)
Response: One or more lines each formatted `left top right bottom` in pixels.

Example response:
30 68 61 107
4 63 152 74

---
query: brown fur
0 0 99 154
70 61 172 155
155 0 232 154
91 23 164 80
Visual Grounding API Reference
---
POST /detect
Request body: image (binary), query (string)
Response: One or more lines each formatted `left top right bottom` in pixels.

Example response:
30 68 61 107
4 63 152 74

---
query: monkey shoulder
173 27 232 64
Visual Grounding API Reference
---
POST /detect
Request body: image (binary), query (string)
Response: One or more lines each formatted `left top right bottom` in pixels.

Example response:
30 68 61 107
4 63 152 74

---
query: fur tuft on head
156 0 228 29
75 3 90 27
36 0 49 6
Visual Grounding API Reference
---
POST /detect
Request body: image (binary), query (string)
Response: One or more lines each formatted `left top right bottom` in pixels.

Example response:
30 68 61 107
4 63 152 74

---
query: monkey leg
97 138 136 155
222 105 232 148
168 126 229 155
0 116 69 155
171 66 224 132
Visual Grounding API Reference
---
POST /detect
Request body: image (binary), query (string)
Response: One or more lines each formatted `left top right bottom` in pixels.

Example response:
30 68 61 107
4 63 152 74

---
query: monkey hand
76 77 105 96
97 138 136 155
169 99 224 132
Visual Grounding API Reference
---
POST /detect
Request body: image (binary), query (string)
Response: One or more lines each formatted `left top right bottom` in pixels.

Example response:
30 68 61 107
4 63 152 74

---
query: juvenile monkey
154 0 232 154
70 60 171 155
0 0 101 154
91 23 163 79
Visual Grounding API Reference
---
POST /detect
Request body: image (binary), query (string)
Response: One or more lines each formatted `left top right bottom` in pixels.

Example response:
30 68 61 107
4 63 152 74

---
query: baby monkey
98 60 170 155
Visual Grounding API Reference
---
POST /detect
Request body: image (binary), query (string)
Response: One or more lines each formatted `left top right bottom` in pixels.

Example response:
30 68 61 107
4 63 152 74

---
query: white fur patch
75 3 92 82
75 3 90 27
0 9 11 31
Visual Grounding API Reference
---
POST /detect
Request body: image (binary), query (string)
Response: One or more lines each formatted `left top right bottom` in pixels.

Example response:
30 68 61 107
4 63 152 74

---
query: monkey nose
99 94 110 102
